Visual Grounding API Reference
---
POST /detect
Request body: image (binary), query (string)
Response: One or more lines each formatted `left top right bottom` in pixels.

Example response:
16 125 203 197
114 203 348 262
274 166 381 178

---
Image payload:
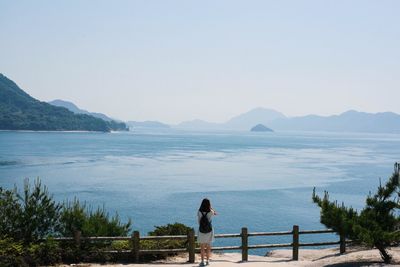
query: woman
197 198 217 266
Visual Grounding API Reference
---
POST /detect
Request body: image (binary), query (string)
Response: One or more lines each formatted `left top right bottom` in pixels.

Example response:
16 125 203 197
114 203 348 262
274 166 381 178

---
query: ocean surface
1 130 399 254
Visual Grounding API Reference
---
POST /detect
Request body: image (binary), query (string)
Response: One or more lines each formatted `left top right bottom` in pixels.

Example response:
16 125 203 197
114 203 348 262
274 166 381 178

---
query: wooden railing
52 225 347 263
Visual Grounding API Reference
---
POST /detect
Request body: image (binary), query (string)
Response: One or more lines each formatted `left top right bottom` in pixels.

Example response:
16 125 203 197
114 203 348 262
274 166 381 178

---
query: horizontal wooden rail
299 241 340 247
248 231 292 237
214 233 241 238
141 235 187 240
299 229 335 234
140 248 188 254
48 226 347 263
51 236 131 241
51 237 74 241
248 243 293 249
209 245 242 251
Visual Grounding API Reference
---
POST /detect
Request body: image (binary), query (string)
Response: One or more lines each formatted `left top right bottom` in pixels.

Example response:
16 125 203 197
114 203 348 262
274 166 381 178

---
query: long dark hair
199 198 211 212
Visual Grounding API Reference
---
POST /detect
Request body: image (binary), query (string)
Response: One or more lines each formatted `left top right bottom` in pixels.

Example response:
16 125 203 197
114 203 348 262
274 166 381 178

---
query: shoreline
0 129 127 133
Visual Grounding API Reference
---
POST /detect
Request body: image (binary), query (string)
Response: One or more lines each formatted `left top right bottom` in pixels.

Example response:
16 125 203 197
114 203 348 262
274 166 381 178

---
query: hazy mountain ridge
2 73 399 134
0 74 127 132
176 108 400 134
225 107 285 130
269 110 400 133
49 99 115 122
177 108 285 131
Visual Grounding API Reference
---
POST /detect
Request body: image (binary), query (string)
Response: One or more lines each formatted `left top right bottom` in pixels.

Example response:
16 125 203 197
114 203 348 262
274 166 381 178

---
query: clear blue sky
1 1 399 123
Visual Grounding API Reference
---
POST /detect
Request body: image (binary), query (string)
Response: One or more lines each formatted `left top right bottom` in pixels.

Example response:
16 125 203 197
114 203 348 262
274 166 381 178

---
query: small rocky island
250 124 274 132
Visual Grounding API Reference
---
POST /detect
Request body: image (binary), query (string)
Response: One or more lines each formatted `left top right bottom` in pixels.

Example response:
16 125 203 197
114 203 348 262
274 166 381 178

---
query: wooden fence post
74 230 81 248
340 232 346 254
292 225 299 261
188 228 195 263
241 227 248 262
132 231 140 263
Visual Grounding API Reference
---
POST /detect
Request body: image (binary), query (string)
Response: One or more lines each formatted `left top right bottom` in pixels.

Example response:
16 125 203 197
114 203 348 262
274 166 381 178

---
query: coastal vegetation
0 178 189 266
0 74 128 132
313 163 400 263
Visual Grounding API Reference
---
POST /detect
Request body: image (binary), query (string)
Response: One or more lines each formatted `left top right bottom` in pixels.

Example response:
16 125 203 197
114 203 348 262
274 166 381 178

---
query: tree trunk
376 245 392 264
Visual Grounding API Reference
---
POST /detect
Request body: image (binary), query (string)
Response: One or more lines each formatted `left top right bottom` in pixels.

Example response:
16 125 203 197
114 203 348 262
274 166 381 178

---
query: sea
1 130 399 254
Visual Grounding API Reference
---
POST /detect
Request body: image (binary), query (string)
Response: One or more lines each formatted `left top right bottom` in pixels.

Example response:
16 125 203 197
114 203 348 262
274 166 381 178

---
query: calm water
1 130 399 254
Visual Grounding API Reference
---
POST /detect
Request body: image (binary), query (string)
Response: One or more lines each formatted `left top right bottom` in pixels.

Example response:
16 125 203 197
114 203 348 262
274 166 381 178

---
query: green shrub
0 187 21 239
0 178 61 243
26 238 62 266
313 163 400 263
149 222 192 236
0 237 26 267
0 237 61 267
111 240 131 251
59 198 86 237
139 222 192 261
60 199 132 237
0 179 193 265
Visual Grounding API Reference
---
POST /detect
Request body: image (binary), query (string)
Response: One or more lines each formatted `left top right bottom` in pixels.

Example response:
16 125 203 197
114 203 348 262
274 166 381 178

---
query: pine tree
312 163 400 263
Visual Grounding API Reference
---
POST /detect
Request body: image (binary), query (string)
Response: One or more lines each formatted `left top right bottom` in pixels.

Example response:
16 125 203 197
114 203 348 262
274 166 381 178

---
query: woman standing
197 198 217 266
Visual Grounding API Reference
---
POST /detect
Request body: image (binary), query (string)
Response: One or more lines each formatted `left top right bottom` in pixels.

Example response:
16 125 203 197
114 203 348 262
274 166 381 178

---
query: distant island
250 124 273 132
0 74 128 132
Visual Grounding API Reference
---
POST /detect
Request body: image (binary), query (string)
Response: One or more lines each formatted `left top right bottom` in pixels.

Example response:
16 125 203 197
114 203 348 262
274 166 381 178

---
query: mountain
127 121 170 129
0 74 127 132
176 108 286 131
269 110 400 133
176 108 400 134
250 124 274 132
224 107 286 130
49 99 114 122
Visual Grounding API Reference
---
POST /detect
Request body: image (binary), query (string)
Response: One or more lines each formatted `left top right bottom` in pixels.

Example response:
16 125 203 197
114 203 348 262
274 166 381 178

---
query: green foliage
18 179 62 243
149 222 192 236
0 178 133 265
111 240 131 251
0 178 192 265
0 73 127 132
0 237 61 267
139 222 192 261
0 178 61 243
312 163 400 263
59 198 86 237
60 199 132 237
147 222 191 250
0 237 26 267
26 238 62 266
0 187 20 238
